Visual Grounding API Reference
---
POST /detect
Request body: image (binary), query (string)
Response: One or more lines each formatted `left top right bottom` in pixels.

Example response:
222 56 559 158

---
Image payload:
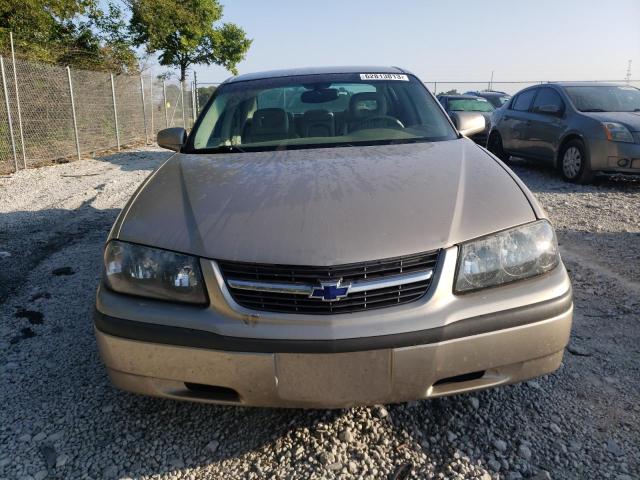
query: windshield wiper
225 145 246 153
388 137 433 145
203 144 246 154
580 108 606 112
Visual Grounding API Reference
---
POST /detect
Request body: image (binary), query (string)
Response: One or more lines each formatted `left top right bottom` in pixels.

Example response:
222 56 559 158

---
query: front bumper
94 246 573 408
96 295 571 408
588 137 640 174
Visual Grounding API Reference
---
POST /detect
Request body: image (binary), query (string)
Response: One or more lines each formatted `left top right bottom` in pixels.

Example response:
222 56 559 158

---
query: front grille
218 250 439 314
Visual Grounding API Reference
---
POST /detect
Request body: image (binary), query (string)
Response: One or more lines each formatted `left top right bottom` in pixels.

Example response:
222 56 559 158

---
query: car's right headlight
103 240 207 304
603 122 634 143
455 220 560 293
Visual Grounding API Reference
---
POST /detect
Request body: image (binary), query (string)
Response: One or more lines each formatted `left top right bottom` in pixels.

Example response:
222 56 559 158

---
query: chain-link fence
2 52 640 175
0 54 196 174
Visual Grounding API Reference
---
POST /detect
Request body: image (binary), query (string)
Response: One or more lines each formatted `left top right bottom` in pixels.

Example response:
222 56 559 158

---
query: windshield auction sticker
360 73 409 81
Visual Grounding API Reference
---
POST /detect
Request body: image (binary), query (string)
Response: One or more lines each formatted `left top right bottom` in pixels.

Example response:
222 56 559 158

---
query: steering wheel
351 115 405 131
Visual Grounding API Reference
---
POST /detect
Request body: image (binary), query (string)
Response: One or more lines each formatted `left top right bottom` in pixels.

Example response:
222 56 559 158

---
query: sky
157 0 640 86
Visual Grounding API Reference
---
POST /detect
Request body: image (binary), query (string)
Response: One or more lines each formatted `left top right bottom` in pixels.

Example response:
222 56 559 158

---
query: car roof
439 95 482 99
548 81 633 88
466 91 509 96
225 66 410 84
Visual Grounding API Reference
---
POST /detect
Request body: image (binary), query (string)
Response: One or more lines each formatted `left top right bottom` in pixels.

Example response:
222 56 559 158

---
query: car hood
115 139 536 265
583 111 640 131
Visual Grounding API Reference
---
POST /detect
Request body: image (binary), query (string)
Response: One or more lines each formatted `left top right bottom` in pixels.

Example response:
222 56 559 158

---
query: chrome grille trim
227 269 433 296
218 250 440 314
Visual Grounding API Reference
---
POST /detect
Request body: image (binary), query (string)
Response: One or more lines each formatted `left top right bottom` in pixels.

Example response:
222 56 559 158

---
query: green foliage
0 0 138 72
129 0 252 81
0 0 251 77
197 85 217 110
438 89 460 96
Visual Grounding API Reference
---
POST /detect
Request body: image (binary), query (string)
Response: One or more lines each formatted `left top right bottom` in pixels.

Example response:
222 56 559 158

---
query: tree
438 89 460 96
129 0 252 82
0 0 138 72
89 2 139 72
197 85 217 111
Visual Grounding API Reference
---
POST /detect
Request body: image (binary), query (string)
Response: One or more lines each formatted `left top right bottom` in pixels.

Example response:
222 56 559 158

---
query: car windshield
448 98 495 112
188 73 458 153
565 85 640 112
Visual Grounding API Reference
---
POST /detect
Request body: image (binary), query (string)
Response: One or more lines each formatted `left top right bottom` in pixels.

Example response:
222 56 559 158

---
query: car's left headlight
455 220 560 293
603 122 634 143
103 240 207 304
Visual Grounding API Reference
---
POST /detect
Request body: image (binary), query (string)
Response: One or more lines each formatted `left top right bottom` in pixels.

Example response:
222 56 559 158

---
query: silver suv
487 82 640 183
94 67 573 408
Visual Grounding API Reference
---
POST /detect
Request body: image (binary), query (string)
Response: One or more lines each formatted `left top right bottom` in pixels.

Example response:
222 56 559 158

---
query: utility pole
625 60 632 84
489 70 494 91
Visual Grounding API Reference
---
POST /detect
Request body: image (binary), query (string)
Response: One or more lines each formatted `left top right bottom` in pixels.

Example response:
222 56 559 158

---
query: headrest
301 109 335 137
349 92 386 120
251 108 289 134
301 109 335 122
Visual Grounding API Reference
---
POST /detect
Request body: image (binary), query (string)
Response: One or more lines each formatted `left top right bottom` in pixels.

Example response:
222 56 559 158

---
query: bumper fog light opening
617 158 630 168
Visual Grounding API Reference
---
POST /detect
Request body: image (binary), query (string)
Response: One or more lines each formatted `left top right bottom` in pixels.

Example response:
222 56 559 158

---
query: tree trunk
180 63 187 83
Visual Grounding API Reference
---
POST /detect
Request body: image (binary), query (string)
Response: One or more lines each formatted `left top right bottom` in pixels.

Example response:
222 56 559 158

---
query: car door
498 88 537 155
527 87 566 163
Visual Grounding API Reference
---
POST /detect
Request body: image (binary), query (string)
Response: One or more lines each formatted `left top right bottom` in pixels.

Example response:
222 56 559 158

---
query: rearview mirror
450 111 486 137
301 88 339 104
157 127 187 152
537 104 562 115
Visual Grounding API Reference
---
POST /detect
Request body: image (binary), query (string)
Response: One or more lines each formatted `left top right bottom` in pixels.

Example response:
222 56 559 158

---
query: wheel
559 139 594 184
487 131 510 161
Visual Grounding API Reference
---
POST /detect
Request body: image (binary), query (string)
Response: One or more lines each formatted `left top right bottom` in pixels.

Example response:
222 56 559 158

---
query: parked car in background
464 90 511 108
94 66 572 408
487 82 640 183
437 94 494 145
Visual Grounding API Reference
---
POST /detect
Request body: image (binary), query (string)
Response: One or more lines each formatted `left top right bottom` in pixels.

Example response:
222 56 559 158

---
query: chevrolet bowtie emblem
309 279 351 301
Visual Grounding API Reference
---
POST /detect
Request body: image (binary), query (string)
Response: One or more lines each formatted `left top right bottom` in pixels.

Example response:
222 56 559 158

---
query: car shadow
90 147 173 172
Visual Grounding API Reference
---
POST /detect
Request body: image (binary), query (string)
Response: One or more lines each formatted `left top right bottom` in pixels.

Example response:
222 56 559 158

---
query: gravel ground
0 148 638 480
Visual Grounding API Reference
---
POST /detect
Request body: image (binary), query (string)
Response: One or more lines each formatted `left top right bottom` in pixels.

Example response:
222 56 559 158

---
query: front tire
487 131 510 162
559 139 594 184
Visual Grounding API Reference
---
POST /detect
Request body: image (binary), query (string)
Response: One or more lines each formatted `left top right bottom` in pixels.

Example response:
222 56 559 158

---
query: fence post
66 67 81 161
194 71 199 114
191 82 197 124
149 75 154 138
0 56 18 171
110 74 120 151
180 81 186 128
140 75 148 144
163 80 168 128
10 33 26 168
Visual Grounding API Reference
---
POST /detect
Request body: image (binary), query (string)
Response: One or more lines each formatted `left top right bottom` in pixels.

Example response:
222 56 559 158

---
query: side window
512 89 537 111
532 88 564 113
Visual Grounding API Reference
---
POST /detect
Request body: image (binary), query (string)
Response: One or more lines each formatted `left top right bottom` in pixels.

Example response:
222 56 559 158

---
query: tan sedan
95 66 572 408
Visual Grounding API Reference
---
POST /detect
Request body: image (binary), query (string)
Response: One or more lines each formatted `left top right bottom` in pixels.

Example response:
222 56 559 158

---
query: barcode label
360 73 409 81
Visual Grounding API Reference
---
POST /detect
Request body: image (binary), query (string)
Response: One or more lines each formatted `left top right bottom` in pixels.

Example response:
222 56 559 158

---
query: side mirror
157 127 187 152
451 111 486 137
537 104 562 115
